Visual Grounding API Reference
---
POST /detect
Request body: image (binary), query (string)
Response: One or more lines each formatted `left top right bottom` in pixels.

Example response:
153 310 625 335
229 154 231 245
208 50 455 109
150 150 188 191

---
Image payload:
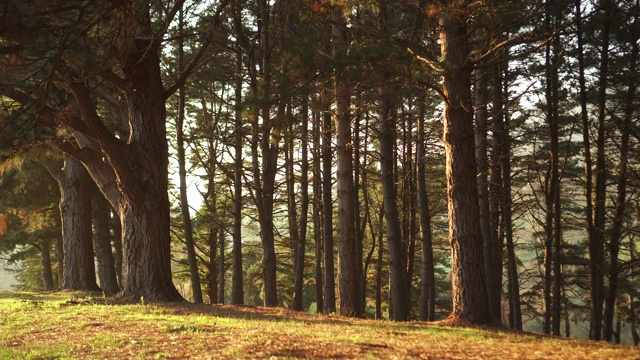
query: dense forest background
1 0 639 345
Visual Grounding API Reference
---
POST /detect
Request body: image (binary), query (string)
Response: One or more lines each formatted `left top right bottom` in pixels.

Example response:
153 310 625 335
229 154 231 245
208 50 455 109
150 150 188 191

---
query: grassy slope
0 291 638 359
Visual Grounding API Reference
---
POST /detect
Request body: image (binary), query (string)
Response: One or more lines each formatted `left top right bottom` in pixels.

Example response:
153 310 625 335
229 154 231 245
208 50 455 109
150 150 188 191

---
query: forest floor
0 291 638 359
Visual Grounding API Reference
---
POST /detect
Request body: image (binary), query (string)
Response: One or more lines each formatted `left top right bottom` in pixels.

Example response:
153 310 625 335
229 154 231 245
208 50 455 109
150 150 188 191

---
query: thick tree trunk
93 189 119 295
439 2 491 324
59 156 99 292
417 100 436 321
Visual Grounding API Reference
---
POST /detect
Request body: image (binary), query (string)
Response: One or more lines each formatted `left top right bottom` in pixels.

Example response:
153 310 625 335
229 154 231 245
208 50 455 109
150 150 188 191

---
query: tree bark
417 100 436 321
603 5 637 340
93 189 119 295
59 156 99 292
322 89 336 314
439 1 491 324
231 42 244 306
293 99 310 312
40 239 54 291
591 0 612 340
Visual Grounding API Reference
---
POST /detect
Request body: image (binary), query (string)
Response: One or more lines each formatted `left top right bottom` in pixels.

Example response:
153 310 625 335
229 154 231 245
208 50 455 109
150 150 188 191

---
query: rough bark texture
59 156 99 292
439 2 491 324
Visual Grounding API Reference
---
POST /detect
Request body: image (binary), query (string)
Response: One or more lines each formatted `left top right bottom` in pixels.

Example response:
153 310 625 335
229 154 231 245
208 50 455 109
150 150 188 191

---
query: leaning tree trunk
59 156 99 292
438 2 491 324
176 7 203 304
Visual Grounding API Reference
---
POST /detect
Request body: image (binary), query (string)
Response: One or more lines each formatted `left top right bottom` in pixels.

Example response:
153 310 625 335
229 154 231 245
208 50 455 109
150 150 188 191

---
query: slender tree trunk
93 189 119 295
218 226 225 304
231 43 244 306
176 8 203 304
375 203 384 320
354 95 364 316
321 90 335 314
439 1 491 324
604 7 637 340
417 99 436 321
502 62 522 330
208 227 218 304
293 99 310 312
251 0 279 307
591 0 612 340
312 107 324 313
474 63 497 322
59 156 99 292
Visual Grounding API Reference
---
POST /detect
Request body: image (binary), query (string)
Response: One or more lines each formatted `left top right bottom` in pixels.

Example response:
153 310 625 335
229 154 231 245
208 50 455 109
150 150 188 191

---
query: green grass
0 291 638 359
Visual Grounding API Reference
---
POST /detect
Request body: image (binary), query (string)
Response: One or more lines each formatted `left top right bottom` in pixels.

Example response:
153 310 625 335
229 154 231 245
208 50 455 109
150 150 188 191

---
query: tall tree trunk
377 0 407 322
321 89 336 314
501 62 522 330
354 95 365 315
604 6 637 340
250 0 279 307
93 189 119 295
417 99 436 321
176 8 202 304
438 1 491 324
575 0 598 339
312 107 324 313
333 2 358 317
59 156 99 291
231 43 244 306
591 0 612 340
293 99 310 311
474 63 497 323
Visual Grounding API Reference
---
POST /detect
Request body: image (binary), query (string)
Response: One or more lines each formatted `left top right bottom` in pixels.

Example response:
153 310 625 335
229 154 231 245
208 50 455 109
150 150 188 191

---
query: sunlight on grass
0 292 638 359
